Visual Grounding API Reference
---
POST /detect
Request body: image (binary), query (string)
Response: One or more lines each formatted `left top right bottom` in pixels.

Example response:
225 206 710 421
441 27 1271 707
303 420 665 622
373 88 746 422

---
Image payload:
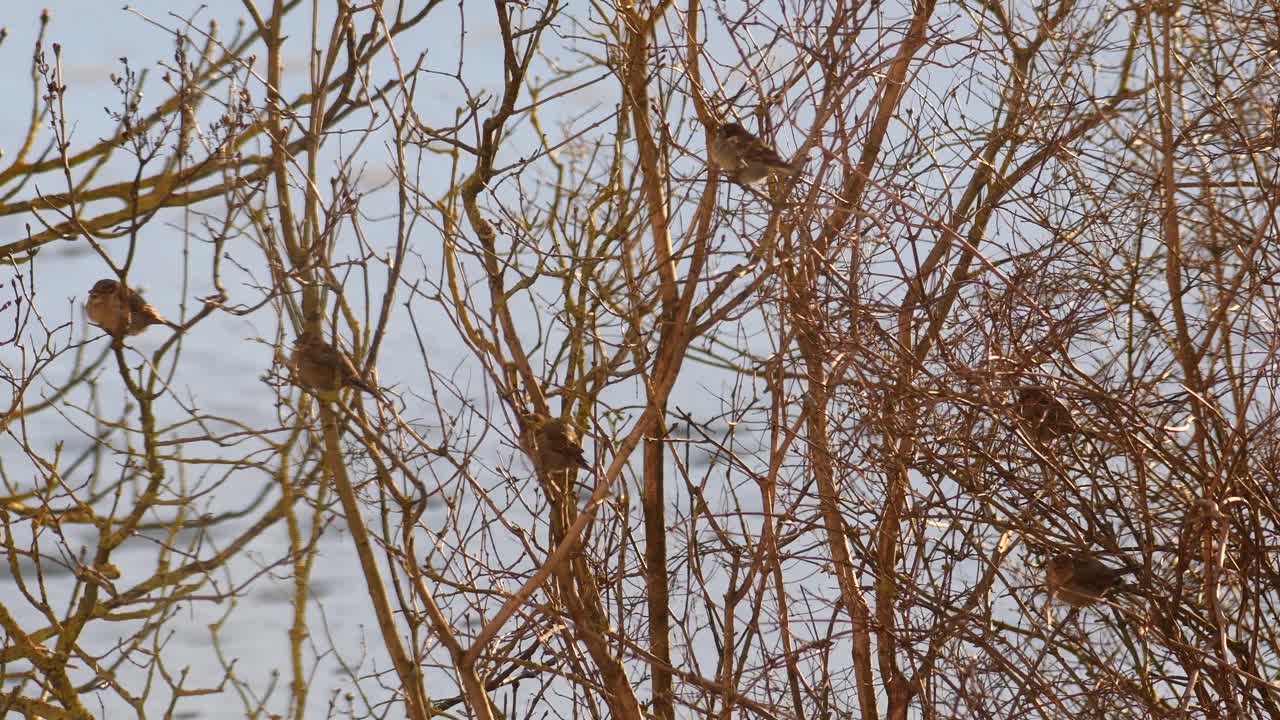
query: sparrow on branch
86 279 173 338
709 121 799 184
521 412 591 475
1045 553 1138 607
1015 385 1080 442
290 330 376 396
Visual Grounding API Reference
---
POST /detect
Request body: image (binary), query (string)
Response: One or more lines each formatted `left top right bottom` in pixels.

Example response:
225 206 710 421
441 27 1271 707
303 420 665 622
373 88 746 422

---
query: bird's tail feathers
1110 580 1142 597
1109 565 1142 595
767 157 802 176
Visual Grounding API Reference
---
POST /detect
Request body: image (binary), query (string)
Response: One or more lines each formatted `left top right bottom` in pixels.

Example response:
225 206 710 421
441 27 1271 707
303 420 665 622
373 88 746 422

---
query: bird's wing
551 423 591 470
743 140 791 169
337 350 375 391
127 291 169 325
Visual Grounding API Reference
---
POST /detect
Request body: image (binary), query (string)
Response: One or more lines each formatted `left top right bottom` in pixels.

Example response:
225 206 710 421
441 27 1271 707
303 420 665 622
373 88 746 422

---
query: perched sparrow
520 412 591 475
290 330 375 396
1015 386 1079 442
708 121 798 184
1045 553 1138 607
86 279 171 337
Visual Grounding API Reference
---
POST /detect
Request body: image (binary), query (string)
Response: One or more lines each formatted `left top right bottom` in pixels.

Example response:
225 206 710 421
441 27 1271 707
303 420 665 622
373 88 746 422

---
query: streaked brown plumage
86 279 171 337
1045 553 1137 607
1015 386 1079 442
521 412 591 474
708 121 798 184
290 330 375 395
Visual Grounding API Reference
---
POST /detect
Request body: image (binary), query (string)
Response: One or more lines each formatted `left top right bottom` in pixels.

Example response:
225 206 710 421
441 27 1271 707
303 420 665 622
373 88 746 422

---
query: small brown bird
85 279 171 337
289 330 375 396
521 412 591 475
709 121 798 184
1045 553 1138 607
1015 386 1079 442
